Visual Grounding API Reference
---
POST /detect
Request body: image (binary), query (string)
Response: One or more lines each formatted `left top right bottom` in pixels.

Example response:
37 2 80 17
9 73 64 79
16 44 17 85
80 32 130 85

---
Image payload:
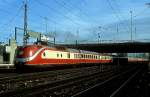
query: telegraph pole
44 17 48 33
130 11 133 42
117 24 119 43
98 33 100 43
135 26 136 41
76 29 79 45
98 26 101 43
23 0 28 45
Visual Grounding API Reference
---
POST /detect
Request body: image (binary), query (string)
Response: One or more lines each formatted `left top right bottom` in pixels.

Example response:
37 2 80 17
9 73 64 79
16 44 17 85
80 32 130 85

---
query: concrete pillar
0 45 3 63
9 39 17 64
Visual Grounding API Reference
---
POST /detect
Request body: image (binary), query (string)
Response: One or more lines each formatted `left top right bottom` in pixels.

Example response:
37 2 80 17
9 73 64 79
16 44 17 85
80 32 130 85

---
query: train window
43 52 46 56
79 54 81 58
104 56 106 59
99 56 101 59
61 54 62 58
106 56 108 59
57 53 59 57
102 56 104 59
81 54 83 59
67 53 70 58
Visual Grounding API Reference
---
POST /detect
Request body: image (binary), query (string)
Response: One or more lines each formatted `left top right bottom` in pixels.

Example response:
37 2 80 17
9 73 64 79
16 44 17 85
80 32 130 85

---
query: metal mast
44 17 48 33
23 0 28 45
130 11 133 42
117 24 119 43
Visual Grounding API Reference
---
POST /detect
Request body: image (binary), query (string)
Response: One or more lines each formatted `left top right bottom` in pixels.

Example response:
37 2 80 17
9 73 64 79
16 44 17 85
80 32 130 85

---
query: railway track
110 65 148 97
71 64 146 97
0 69 114 97
0 64 135 97
0 64 138 97
0 65 114 96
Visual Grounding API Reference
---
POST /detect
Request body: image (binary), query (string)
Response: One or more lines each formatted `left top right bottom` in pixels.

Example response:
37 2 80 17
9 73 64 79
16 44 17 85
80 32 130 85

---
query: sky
0 0 150 44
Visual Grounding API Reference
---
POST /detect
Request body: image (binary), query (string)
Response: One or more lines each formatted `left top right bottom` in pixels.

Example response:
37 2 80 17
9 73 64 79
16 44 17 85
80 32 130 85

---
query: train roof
18 44 111 55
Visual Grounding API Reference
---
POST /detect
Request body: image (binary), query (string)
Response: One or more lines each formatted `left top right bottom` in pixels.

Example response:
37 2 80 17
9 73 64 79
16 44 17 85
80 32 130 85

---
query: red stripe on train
25 59 112 65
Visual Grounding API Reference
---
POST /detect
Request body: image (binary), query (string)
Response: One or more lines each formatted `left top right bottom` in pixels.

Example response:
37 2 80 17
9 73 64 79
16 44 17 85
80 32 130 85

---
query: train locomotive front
15 45 44 70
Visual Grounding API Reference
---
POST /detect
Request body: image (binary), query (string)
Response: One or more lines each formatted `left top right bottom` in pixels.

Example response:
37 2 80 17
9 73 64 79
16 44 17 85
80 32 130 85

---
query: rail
71 65 141 97
110 65 147 97
0 70 113 97
0 65 112 96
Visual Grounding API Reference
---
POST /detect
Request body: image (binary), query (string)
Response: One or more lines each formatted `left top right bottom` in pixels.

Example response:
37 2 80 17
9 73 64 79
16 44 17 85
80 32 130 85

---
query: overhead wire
28 9 64 26
27 9 68 34
0 3 24 42
3 0 21 8
56 0 98 23
0 3 24 33
111 0 131 32
79 0 99 23
35 0 81 26
22 1 60 31
106 0 130 32
57 0 100 39
0 7 13 15
134 7 149 18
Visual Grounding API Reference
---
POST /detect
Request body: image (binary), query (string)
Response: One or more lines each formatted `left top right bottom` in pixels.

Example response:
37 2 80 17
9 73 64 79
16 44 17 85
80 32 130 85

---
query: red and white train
15 44 113 70
15 44 149 71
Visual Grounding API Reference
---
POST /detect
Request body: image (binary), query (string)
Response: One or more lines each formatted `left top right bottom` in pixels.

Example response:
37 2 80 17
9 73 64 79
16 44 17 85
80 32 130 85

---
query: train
14 44 113 70
127 53 149 62
14 44 149 71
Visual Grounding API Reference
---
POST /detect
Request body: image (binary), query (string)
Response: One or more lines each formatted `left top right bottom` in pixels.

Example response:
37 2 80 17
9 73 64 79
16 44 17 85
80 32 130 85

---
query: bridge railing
55 39 150 45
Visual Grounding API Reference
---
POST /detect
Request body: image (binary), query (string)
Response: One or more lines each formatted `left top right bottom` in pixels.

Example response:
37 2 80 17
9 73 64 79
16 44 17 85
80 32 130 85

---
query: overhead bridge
59 42 150 53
